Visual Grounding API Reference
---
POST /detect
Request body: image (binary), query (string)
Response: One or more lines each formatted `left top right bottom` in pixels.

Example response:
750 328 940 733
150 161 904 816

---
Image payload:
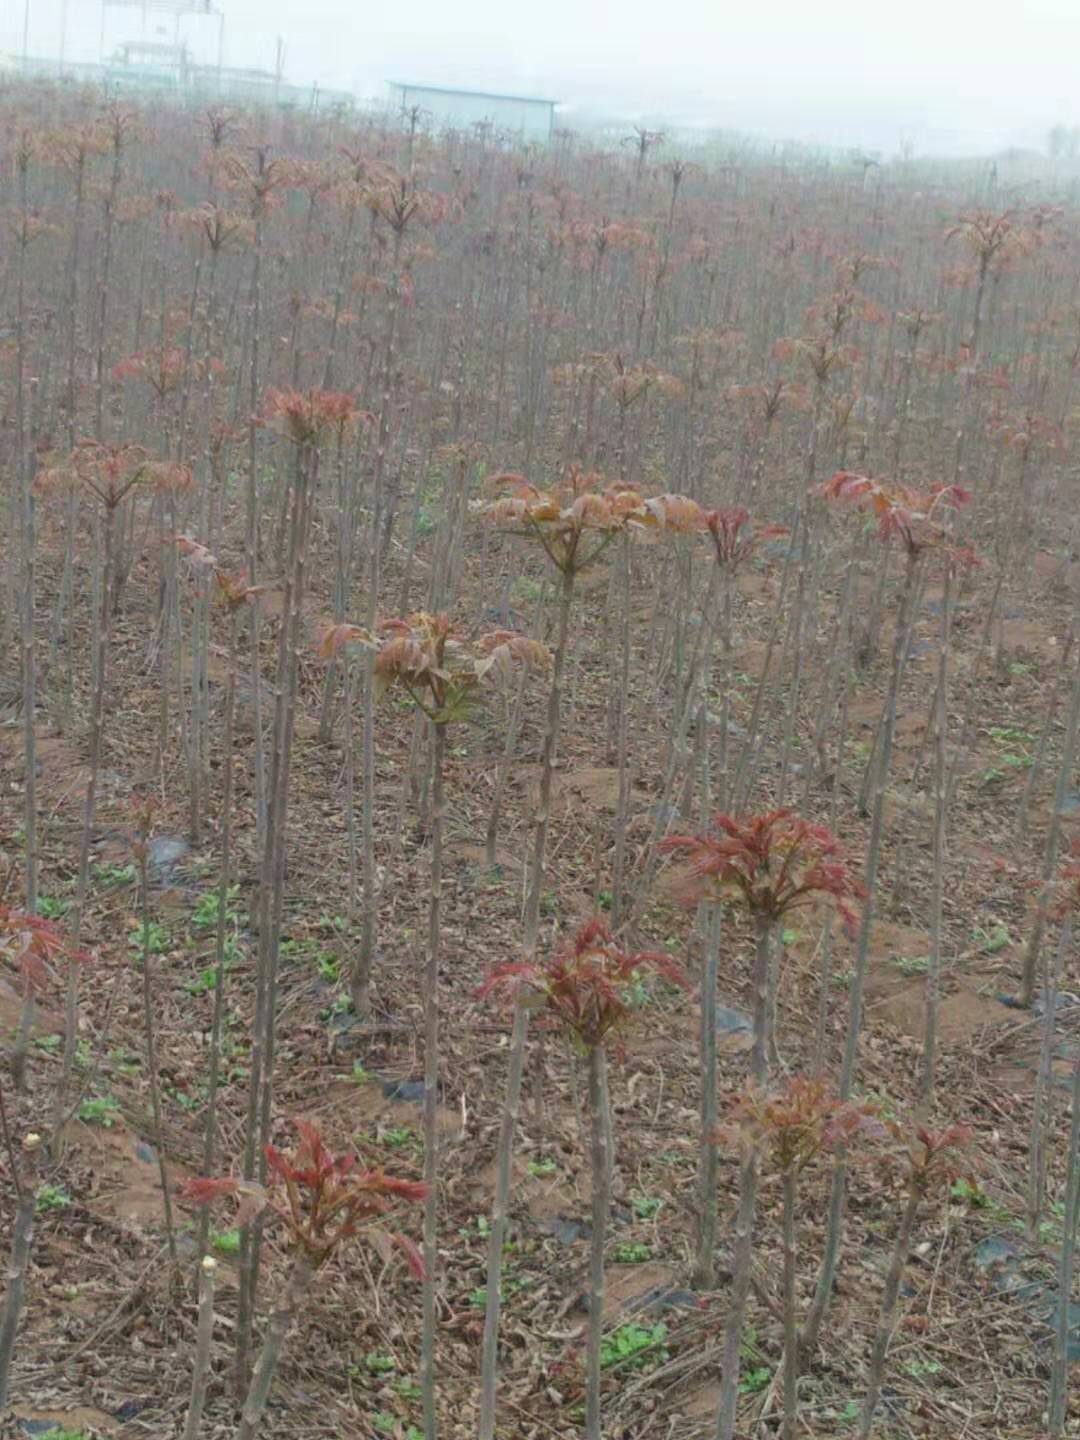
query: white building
388 81 556 142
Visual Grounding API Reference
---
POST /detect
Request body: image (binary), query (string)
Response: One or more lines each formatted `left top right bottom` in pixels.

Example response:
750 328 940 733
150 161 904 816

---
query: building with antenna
5 0 354 111
99 0 224 70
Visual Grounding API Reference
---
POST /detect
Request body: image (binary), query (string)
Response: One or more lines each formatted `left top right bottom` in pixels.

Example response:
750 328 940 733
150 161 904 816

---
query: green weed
612 1242 652 1264
972 923 1011 954
128 920 171 957
600 1321 669 1373
35 1183 72 1213
78 1095 120 1128
630 1193 661 1220
191 885 243 931
93 861 136 888
905 1357 943 1378
893 954 930 976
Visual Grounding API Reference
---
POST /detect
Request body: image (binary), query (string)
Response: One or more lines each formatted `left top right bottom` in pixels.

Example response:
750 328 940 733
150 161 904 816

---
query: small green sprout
600 1321 669 1372
893 954 930 976
128 920 170 956
612 1242 652 1264
630 1193 661 1219
191 885 243 931
972 923 1011 954
35 1183 72 1213
93 861 136 888
950 1177 989 1209
78 1095 120 1128
905 1357 943 1378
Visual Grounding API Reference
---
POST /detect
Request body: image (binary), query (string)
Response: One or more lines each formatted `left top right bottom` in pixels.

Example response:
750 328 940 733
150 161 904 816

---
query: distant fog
4 0 1076 158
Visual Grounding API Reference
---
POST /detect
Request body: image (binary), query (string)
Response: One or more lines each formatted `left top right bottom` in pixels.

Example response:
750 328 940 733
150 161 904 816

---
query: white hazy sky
4 0 1079 156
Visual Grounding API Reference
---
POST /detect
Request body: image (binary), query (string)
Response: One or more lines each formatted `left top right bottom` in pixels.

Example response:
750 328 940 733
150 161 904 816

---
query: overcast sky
4 0 1078 156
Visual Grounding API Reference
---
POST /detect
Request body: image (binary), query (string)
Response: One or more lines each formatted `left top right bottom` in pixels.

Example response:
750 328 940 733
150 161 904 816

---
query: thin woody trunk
802 554 921 1359
1048 1037 1080 1434
55 496 119 1150
611 535 633 928
478 566 574 1440
922 567 951 1104
196 609 238 1259
51 143 88 695
421 721 446 1440
476 996 529 1440
237 1252 315 1440
138 851 178 1265
15 150 36 923
1027 918 1068 1244
733 527 799 811
0 1188 34 1409
246 159 268 844
1018 623 1076 839
1021 659 1080 1007
692 906 721 1289
484 664 529 868
751 917 773 1085
630 568 726 926
352 224 406 1014
183 1257 217 1440
525 567 574 955
94 126 123 441
781 1167 799 1440
715 1137 760 1440
237 443 315 1393
584 1045 610 1440
11 987 35 1094
715 570 733 809
855 1186 921 1440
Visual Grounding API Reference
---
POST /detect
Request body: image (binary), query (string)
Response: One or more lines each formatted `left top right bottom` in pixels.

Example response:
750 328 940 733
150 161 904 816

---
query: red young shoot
661 809 864 934
181 1118 426 1270
480 916 687 1056
816 471 972 560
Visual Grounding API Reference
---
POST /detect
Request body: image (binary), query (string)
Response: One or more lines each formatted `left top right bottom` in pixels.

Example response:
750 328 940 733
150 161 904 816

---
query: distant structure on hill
3 0 355 112
5 45 354 110
388 81 557 141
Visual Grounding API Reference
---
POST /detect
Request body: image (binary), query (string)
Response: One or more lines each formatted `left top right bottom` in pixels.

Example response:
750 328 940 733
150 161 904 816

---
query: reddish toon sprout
700 507 788 569
660 809 864 935
728 1076 885 1169
899 1122 974 1190
479 917 688 1056
370 611 549 718
261 387 371 444
1054 835 1080 918
180 1118 425 1271
815 471 972 558
0 907 91 991
477 466 705 573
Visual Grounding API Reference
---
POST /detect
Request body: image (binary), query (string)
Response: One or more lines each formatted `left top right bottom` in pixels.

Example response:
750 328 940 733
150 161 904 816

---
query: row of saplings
0 461 1073 1440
